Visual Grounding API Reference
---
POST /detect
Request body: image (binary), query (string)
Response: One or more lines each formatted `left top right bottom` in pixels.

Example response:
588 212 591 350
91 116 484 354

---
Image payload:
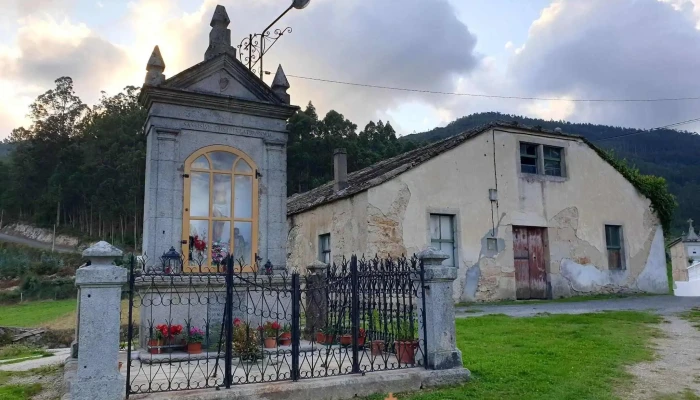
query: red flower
170 325 183 336
193 235 206 251
271 321 281 330
359 328 366 337
257 325 264 331
233 318 242 327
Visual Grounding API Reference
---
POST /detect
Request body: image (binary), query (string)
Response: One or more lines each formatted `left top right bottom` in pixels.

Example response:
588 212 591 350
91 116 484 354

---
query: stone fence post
418 247 462 370
71 241 126 400
304 260 328 340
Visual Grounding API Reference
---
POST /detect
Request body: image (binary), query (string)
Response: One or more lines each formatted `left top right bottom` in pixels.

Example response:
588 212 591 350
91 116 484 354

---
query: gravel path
0 232 77 253
624 316 700 399
456 295 700 317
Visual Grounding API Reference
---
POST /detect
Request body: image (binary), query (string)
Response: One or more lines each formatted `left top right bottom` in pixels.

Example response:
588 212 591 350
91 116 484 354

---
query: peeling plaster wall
382 128 667 301
287 192 368 271
286 127 668 302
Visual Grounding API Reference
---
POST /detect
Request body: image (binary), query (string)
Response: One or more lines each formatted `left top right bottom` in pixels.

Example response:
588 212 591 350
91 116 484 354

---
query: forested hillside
404 112 699 234
0 78 692 246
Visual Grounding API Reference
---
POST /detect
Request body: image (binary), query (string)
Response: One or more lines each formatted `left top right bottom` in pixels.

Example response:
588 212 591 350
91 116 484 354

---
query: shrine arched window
182 145 258 272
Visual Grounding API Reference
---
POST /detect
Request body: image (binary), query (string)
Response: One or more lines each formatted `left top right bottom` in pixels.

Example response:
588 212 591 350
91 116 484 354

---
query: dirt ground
625 316 700 399
5 365 64 400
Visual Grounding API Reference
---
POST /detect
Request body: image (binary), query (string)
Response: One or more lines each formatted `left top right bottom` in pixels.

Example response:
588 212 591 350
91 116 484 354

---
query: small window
543 146 563 177
430 214 456 267
486 237 498 251
605 225 624 270
520 143 539 174
319 234 331 264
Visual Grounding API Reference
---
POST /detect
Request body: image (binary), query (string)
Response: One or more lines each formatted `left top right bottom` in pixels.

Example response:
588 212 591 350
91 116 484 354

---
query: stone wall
142 103 288 268
1 223 81 248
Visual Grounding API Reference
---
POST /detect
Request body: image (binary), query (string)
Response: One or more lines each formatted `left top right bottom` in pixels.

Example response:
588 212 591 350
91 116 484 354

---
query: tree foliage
0 77 146 247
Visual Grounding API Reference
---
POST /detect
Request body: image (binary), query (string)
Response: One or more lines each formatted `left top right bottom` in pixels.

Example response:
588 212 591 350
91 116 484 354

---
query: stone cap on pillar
307 260 328 274
418 247 457 282
77 241 126 287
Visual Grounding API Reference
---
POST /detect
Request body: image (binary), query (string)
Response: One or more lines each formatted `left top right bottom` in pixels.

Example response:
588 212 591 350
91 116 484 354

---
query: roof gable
160 53 284 105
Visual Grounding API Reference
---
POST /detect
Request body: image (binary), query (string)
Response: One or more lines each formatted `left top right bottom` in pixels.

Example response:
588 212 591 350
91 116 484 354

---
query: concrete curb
128 367 470 400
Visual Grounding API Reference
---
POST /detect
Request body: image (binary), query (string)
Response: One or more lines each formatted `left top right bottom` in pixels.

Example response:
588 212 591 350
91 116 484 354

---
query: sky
2 0 700 139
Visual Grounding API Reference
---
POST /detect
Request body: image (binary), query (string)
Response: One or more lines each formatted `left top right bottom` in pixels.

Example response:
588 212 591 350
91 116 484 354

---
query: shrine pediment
160 54 283 104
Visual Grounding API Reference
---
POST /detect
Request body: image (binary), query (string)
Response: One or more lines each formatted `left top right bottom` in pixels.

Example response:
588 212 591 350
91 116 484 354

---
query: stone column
304 261 328 340
71 241 127 400
418 247 462 370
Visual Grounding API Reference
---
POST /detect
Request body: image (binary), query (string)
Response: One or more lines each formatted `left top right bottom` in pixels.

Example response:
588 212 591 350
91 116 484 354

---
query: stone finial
688 219 699 241
145 45 166 85
205 5 236 61
271 64 291 104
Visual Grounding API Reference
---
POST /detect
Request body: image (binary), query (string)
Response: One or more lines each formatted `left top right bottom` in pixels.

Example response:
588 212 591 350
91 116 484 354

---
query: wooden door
513 227 547 299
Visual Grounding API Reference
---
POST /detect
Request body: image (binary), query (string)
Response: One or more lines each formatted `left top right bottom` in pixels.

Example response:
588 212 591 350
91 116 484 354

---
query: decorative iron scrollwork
237 27 292 76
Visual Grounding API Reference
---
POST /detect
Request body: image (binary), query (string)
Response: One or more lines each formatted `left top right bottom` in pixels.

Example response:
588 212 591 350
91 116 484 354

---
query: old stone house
286 122 668 302
669 220 700 282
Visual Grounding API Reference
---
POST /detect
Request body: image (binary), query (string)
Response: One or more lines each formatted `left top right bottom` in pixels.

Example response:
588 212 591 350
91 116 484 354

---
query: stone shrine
136 4 297 350
140 4 297 273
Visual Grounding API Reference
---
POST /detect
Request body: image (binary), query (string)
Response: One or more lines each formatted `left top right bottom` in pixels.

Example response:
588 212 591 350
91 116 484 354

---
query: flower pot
339 334 352 347
324 334 336 344
148 339 162 355
358 336 366 347
279 332 291 346
187 342 202 354
395 341 417 364
264 337 277 348
371 340 385 356
315 332 325 344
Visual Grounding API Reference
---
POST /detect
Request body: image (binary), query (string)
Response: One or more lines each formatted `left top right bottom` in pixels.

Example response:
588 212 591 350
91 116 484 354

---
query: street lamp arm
262 4 294 36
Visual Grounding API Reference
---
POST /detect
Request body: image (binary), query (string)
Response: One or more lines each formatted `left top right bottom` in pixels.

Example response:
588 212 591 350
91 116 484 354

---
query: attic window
519 142 565 177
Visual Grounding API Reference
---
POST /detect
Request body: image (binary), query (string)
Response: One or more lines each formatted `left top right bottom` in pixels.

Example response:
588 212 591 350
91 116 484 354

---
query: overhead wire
287 74 700 103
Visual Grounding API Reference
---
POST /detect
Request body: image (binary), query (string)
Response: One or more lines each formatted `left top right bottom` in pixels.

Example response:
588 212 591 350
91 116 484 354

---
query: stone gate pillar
71 241 126 400
304 260 328 340
418 247 463 370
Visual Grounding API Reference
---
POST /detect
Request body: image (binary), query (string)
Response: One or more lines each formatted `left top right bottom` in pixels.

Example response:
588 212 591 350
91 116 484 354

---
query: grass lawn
679 307 700 330
367 311 661 400
0 300 76 328
0 365 60 400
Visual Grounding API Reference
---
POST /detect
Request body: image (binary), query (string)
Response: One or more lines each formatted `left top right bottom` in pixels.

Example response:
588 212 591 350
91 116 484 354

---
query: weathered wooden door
513 227 547 299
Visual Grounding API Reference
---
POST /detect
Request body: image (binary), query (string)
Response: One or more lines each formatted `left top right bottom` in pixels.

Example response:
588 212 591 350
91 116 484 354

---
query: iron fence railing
124 254 426 397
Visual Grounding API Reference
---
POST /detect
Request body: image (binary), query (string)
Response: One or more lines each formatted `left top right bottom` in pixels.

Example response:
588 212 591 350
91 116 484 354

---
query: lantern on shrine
161 247 182 274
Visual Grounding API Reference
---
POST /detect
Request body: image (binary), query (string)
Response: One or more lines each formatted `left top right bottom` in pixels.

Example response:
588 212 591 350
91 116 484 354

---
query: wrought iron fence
124 254 426 397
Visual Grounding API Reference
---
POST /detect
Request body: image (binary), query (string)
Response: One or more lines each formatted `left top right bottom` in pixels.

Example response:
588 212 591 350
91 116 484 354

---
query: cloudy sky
2 0 700 139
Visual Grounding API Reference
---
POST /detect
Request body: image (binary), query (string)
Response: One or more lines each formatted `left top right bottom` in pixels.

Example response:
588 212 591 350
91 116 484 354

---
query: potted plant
149 325 167 354
233 318 261 362
358 328 366 347
167 324 184 352
315 328 326 344
323 326 337 345
369 310 385 356
394 318 418 365
186 326 205 354
339 329 352 347
259 321 281 348
278 323 291 346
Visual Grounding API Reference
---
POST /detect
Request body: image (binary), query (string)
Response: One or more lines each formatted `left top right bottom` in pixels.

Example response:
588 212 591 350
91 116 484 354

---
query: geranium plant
259 321 281 338
187 327 205 344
